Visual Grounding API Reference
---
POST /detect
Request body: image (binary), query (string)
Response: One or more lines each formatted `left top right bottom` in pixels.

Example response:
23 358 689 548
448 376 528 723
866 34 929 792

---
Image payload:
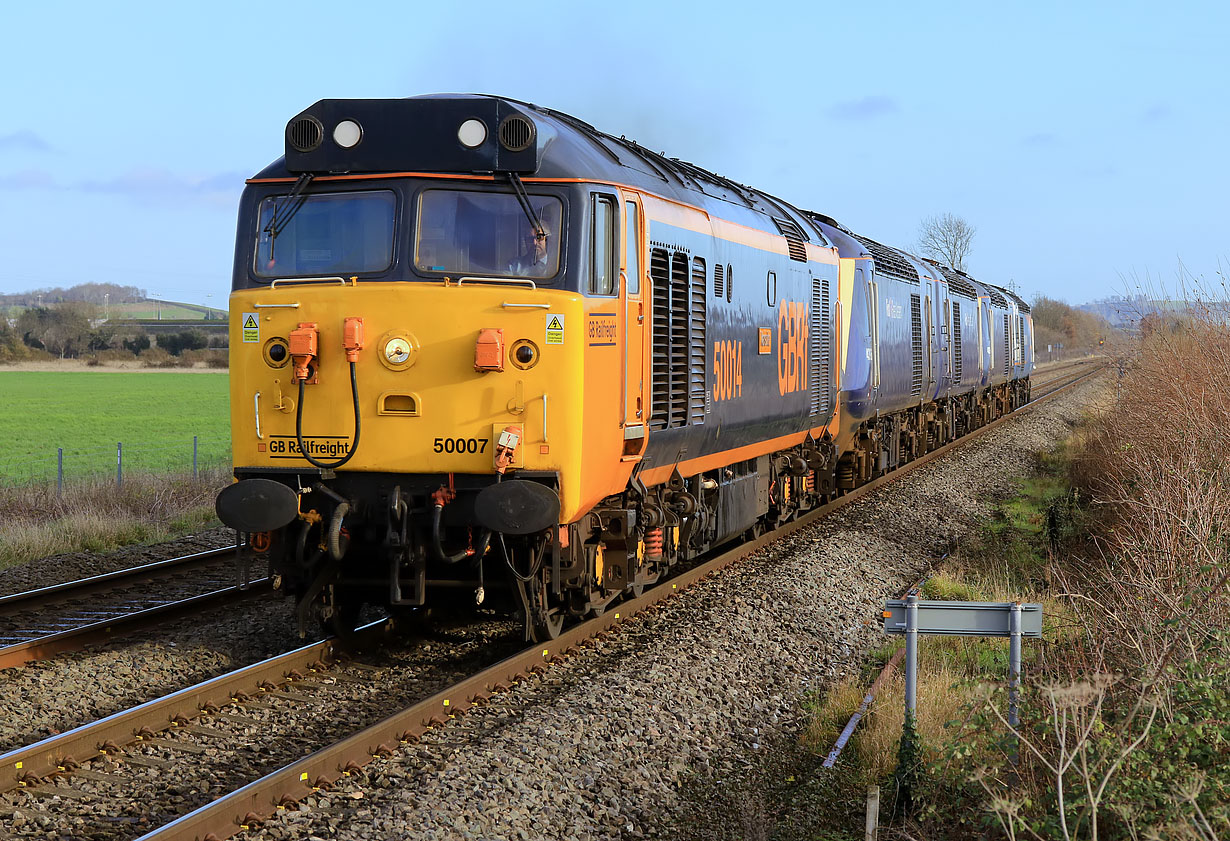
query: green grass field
0 371 231 485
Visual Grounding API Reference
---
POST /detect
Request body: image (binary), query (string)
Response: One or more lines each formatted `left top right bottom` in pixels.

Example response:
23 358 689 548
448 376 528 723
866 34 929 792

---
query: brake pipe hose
296 361 361 470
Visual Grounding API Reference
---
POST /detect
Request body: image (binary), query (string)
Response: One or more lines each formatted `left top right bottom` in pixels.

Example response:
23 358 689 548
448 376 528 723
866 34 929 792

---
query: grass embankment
805 315 1230 838
0 371 231 568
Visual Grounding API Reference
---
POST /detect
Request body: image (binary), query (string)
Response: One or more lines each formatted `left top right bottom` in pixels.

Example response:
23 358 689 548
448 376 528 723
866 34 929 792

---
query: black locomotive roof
253 94 823 246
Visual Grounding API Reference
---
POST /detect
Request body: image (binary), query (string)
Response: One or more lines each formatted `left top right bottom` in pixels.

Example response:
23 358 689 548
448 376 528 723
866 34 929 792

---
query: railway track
1031 357 1102 395
0 547 268 669
0 362 1103 841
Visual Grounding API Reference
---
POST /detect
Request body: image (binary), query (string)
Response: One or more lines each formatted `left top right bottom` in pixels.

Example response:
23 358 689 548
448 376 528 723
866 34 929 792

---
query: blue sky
2 0 1225 308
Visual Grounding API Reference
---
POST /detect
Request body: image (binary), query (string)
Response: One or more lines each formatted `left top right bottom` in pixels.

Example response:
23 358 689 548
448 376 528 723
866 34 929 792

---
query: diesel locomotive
216 95 1034 640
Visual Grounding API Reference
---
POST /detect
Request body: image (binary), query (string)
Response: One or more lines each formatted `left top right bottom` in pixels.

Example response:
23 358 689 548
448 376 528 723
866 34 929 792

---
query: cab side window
590 195 617 295
625 200 640 295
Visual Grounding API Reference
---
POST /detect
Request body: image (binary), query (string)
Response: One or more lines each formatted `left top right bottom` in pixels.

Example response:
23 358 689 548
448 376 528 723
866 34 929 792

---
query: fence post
865 784 880 840
193 436 199 479
1009 600 1023 775
57 448 64 500
117 442 123 489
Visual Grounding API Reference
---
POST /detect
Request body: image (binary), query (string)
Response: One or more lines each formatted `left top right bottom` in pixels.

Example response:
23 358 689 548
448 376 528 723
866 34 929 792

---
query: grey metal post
57 448 63 500
905 593 918 717
193 435 199 479
1009 601 1022 729
117 442 123 489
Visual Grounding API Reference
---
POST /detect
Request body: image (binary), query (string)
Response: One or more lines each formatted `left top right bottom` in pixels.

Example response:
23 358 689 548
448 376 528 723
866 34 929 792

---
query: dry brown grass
0 470 227 569
804 655 987 786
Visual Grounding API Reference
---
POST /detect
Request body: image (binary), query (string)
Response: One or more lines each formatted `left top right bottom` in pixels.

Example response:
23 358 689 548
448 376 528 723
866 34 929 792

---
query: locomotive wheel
507 535 566 640
322 599 364 640
527 573 565 640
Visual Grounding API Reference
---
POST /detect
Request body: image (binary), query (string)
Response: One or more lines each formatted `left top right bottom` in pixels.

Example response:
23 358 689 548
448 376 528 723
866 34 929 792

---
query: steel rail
136 365 1104 841
0 579 271 670
0 546 266 670
0 621 388 793
0 546 239 607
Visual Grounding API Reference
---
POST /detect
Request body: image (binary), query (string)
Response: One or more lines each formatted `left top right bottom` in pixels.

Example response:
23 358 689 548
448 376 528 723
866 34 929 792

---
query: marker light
333 120 363 148
458 118 487 149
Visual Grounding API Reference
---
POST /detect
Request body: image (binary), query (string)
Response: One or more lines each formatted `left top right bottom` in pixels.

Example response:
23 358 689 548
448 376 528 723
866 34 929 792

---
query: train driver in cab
506 223 552 277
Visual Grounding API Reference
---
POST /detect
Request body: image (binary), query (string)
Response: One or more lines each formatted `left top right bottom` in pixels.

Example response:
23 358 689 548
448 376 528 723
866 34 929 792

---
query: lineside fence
0 437 232 494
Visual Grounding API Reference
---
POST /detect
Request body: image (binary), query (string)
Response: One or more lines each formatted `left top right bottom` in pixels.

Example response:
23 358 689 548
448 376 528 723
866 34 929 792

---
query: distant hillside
1080 295 1230 328
1 283 225 321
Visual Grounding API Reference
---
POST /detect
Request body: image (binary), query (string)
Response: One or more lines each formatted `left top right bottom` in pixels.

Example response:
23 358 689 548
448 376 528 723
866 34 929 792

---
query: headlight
333 120 363 148
510 339 540 369
263 338 290 368
458 118 487 149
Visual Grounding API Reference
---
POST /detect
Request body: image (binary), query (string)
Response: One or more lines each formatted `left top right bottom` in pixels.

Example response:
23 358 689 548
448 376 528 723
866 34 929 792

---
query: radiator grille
809 276 831 416
1016 316 1025 366
856 235 919 283
649 248 696 430
689 258 707 424
713 263 724 299
934 264 978 299
910 294 923 397
773 217 808 263
952 302 963 384
1002 314 1010 378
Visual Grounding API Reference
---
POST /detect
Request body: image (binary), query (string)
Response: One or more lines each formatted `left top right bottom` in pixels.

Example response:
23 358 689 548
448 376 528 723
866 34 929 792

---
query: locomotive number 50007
433 437 489 454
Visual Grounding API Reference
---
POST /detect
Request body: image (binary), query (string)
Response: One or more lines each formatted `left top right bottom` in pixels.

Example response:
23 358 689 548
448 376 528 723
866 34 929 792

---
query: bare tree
917 212 976 271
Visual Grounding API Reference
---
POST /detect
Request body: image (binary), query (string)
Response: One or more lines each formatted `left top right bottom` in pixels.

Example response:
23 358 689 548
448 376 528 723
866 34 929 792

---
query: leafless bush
1068 308 1230 667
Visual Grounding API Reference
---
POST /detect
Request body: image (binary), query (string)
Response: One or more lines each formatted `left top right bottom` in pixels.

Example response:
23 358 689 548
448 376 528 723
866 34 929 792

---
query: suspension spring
644 527 664 560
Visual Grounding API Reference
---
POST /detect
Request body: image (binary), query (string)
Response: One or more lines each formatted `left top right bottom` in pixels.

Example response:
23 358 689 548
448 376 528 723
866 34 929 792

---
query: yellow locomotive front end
228 280 584 509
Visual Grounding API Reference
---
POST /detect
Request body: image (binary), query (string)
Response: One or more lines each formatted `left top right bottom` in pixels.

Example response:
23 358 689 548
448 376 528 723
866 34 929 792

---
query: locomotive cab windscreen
255 190 396 278
414 189 562 279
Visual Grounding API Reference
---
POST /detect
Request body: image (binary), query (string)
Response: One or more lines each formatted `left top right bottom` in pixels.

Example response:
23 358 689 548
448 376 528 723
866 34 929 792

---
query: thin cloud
827 96 898 120
77 168 247 207
1141 103 1172 124
0 169 57 189
0 130 53 152
0 166 246 208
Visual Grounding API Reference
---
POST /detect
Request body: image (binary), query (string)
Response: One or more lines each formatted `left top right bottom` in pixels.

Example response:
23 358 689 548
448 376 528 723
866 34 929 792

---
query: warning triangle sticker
243 315 258 329
547 316 563 330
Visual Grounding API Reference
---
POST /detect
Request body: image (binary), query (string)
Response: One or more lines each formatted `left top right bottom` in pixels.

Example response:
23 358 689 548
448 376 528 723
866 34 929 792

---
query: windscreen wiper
263 173 315 262
506 173 545 239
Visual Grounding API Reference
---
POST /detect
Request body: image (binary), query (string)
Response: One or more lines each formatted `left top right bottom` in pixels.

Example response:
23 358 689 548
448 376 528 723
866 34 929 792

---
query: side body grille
1002 314 1010 378
689 258 707 423
649 247 702 430
952 302 963 385
910 293 923 397
808 276 831 416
